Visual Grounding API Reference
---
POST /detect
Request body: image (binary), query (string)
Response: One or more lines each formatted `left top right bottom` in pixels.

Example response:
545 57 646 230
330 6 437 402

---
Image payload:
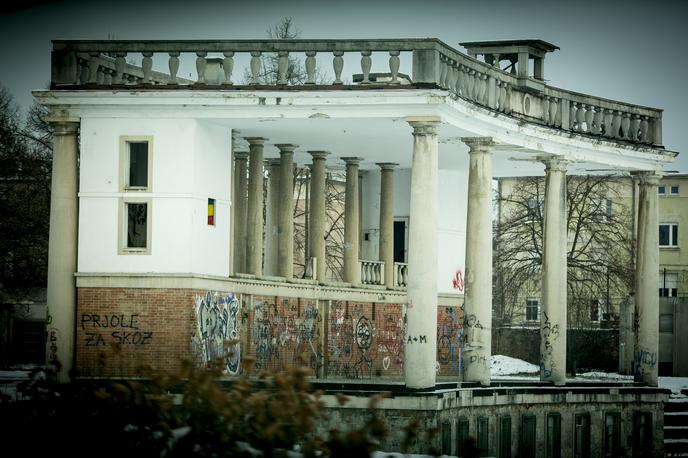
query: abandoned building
36 38 676 455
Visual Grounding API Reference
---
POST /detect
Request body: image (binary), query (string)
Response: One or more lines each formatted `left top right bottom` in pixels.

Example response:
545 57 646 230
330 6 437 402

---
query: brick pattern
77 287 466 378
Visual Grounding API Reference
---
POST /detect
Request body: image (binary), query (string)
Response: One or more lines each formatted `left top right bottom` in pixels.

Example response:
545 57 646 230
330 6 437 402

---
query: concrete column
277 144 297 279
232 151 249 274
309 151 330 282
634 171 661 386
245 137 266 276
264 158 281 277
540 158 568 386
45 119 79 382
462 137 494 386
342 157 362 285
377 163 397 289
405 118 440 389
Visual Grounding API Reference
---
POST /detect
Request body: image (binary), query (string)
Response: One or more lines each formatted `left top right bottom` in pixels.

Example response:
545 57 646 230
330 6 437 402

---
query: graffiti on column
633 348 657 383
193 291 241 375
47 326 59 369
540 311 559 378
437 306 464 374
462 312 486 367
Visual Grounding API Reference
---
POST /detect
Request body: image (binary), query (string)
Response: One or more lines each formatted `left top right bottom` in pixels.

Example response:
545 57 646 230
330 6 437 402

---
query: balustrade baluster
621 112 631 140
480 74 489 105
96 67 105 85
639 116 650 143
498 82 506 111
437 55 447 88
87 52 100 84
593 107 603 134
584 105 594 133
167 52 180 84
114 52 126 84
223 51 234 85
78 58 88 85
360 50 372 84
569 102 578 131
389 50 400 84
333 51 344 84
611 111 623 138
467 70 476 101
603 109 614 137
196 51 208 84
576 104 586 132
542 97 550 124
305 51 316 84
548 97 557 126
277 51 289 85
629 114 641 141
249 51 261 84
103 68 113 85
142 52 153 84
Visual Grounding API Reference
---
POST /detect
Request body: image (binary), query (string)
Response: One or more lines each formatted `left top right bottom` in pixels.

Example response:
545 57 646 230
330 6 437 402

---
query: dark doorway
393 220 406 263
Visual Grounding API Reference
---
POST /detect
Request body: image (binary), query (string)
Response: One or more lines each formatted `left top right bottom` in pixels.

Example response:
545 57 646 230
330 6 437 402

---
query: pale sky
1 0 686 172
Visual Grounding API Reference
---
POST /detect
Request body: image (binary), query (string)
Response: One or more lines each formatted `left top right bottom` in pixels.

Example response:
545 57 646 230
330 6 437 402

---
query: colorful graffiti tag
193 291 241 375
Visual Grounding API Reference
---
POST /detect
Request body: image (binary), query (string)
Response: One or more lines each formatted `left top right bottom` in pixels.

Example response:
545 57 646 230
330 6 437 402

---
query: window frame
659 223 679 247
118 197 152 255
525 298 539 322
658 185 666 195
670 184 679 196
119 136 153 192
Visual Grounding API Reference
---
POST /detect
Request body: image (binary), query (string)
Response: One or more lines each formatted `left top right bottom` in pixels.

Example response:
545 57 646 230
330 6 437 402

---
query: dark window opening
128 142 148 188
127 203 147 248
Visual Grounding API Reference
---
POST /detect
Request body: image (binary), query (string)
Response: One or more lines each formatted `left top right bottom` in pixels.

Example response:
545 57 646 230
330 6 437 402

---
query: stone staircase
665 397 688 456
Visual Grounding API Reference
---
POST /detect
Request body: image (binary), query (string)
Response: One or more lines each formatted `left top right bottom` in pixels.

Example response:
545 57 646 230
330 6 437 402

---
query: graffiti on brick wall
437 306 464 375
80 313 153 347
328 302 404 379
251 298 320 374
193 291 241 375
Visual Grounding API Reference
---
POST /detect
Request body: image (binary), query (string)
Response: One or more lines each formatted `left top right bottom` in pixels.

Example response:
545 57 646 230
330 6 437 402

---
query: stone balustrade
360 259 384 285
51 39 662 145
394 262 408 287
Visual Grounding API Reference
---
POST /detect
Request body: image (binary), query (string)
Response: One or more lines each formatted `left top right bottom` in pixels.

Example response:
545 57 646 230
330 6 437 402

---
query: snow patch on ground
490 355 539 376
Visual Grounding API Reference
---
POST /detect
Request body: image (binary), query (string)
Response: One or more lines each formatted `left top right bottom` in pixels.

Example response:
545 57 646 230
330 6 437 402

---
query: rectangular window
671 185 679 195
521 415 536 457
659 223 679 247
604 412 621 458
658 185 666 195
527 197 541 221
633 411 652 457
574 413 591 458
592 198 613 222
526 299 539 321
546 413 561 458
119 198 151 254
590 299 601 322
456 417 470 457
120 136 153 191
499 416 511 458
208 198 216 226
659 272 679 297
477 417 489 457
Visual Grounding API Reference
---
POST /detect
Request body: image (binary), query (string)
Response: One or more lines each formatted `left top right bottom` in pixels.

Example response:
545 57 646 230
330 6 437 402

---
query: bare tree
493 175 634 328
242 17 326 85
0 84 52 294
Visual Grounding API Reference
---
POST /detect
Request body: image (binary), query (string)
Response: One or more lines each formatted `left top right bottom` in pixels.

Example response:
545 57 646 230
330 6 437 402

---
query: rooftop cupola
459 39 559 84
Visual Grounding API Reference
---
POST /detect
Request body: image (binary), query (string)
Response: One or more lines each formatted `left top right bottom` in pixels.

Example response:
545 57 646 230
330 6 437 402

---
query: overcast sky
1 0 686 172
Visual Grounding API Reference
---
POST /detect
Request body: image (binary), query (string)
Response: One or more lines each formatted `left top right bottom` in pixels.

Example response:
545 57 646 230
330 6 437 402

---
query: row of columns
43 117 660 389
232 146 399 288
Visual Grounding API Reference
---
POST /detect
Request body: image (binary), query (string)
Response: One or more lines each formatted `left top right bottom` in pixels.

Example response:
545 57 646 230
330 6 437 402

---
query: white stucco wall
359 167 466 295
77 118 230 276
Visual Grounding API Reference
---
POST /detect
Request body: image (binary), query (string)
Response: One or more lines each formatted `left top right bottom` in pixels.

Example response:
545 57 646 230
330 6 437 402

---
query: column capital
462 137 494 152
632 170 662 185
408 117 441 136
275 143 298 153
244 137 268 146
44 117 80 136
341 157 363 165
376 162 399 170
308 150 330 160
234 150 249 160
542 157 569 172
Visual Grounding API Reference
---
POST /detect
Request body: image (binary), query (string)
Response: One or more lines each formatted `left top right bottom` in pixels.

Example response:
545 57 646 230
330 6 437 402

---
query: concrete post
540 158 568 386
342 157 362 285
233 151 249 274
45 119 79 382
634 171 661 386
277 144 297 279
377 163 397 289
462 137 494 386
264 158 281 277
245 137 266 276
405 118 440 389
309 151 330 283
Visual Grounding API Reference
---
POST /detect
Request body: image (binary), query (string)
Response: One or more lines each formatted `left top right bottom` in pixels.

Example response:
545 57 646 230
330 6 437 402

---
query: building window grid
118 135 153 255
526 299 539 321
